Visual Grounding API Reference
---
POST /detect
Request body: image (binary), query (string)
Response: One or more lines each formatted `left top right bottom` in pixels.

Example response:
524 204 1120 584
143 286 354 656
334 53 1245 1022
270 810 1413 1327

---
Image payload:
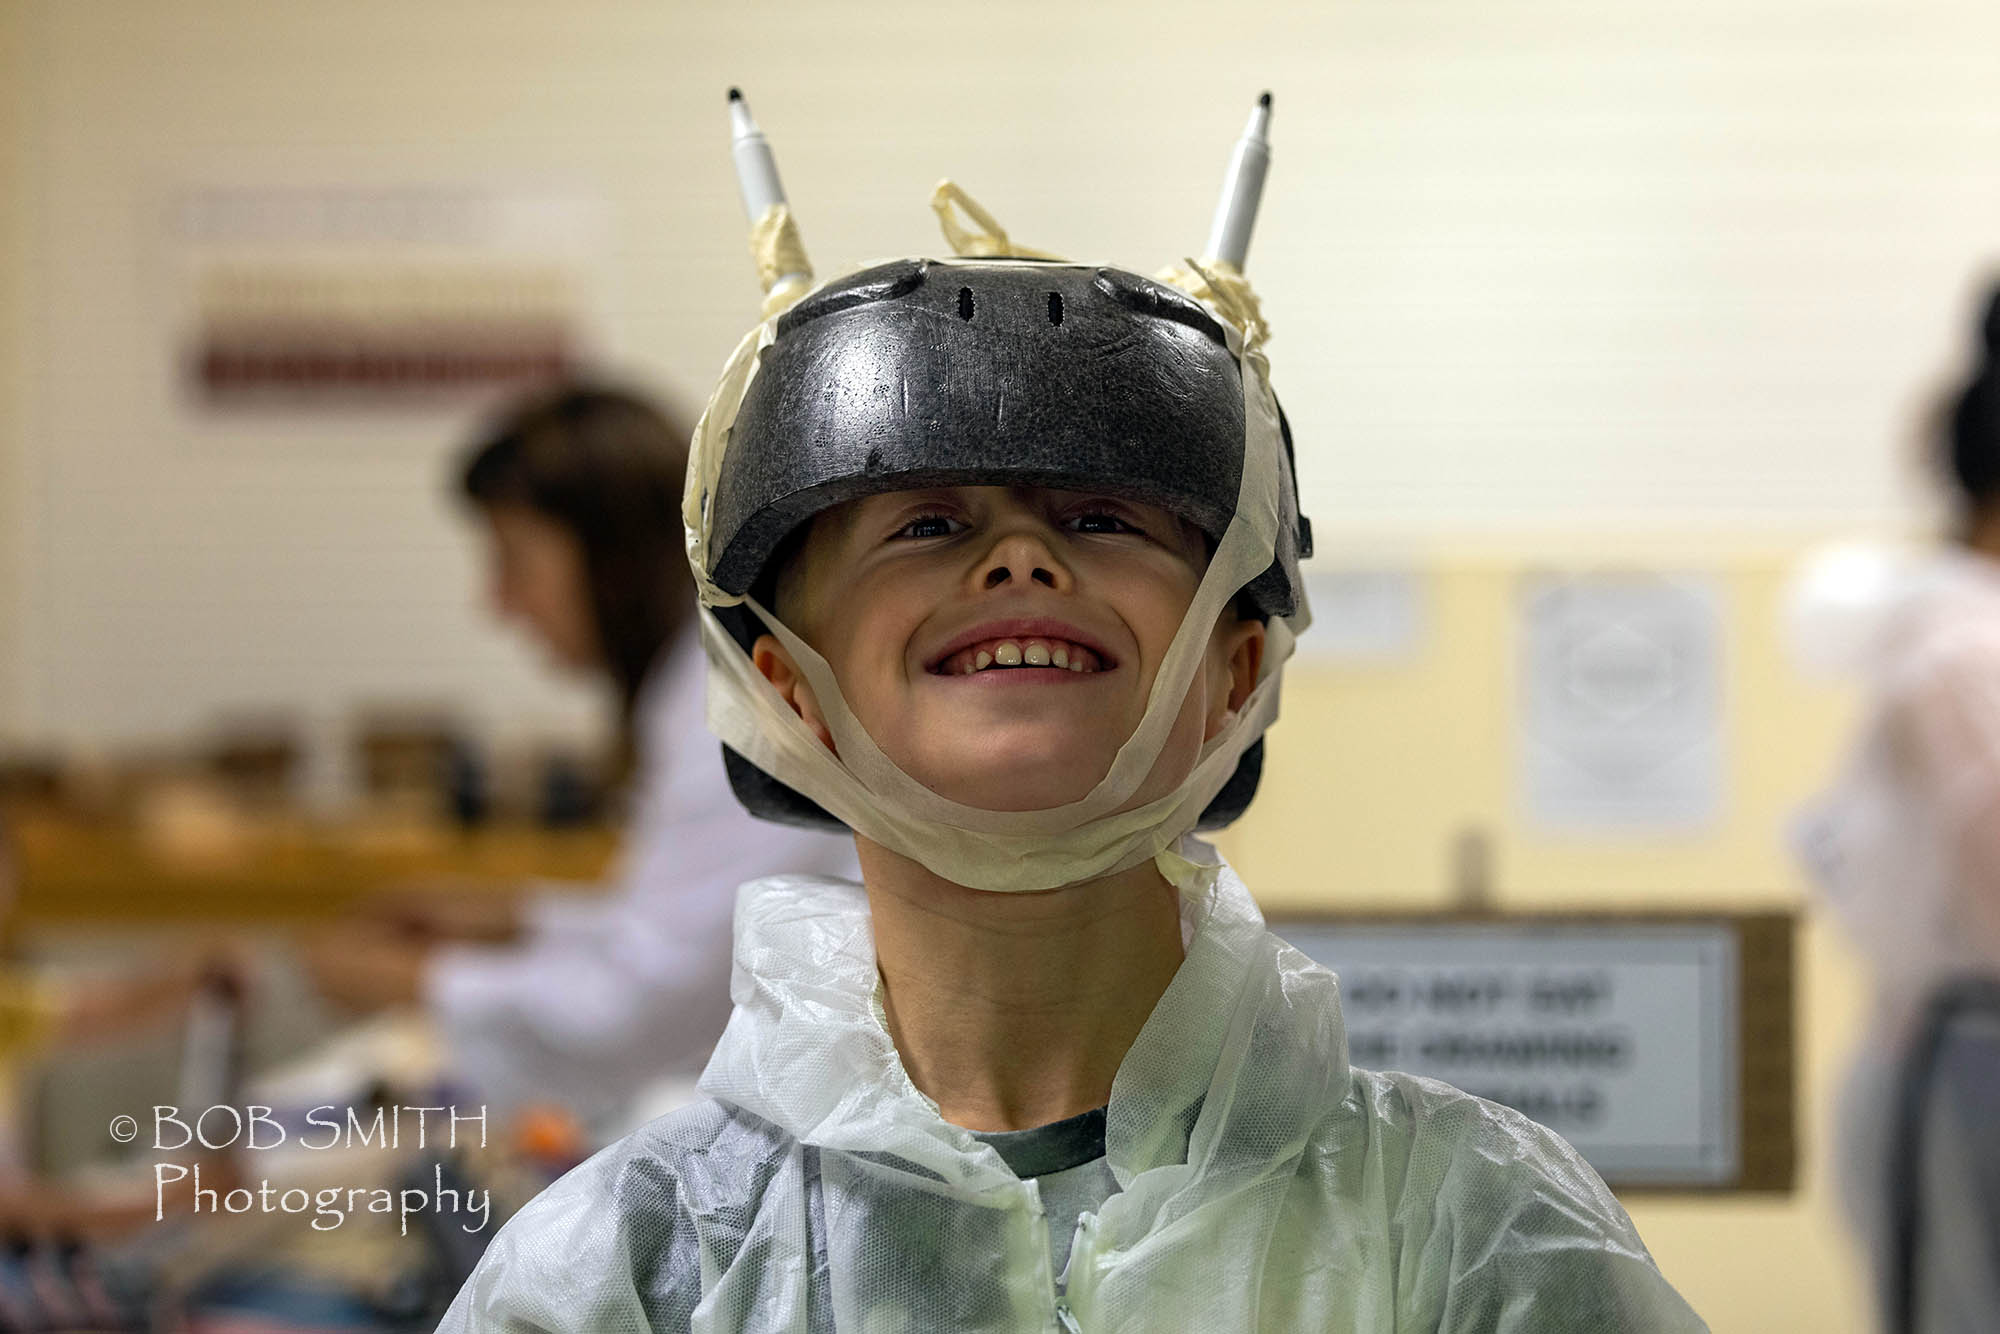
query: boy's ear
750 634 836 753
1204 617 1267 743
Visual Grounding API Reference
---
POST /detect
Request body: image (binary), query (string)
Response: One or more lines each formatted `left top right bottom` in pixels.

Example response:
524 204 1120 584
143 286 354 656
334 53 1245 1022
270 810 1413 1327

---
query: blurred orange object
511 1104 584 1165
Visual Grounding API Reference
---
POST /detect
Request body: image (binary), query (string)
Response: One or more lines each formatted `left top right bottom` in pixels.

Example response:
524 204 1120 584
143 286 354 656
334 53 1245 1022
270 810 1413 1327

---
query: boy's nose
974 529 1070 592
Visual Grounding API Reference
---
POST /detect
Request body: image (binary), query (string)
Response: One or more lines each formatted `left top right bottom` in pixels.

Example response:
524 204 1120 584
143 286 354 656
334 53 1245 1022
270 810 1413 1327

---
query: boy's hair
755 522 814 630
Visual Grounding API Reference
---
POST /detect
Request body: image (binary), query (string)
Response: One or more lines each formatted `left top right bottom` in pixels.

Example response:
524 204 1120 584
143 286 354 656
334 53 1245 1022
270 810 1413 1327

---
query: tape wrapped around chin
686 263 1304 894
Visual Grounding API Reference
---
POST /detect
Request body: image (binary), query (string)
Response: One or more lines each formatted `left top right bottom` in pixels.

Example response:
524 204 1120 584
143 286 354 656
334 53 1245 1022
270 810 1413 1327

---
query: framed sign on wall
1270 910 1794 1192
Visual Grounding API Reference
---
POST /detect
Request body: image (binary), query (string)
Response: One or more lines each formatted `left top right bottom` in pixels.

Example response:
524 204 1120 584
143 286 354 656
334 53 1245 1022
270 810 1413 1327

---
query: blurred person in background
1794 285 2000 1329
303 384 856 1134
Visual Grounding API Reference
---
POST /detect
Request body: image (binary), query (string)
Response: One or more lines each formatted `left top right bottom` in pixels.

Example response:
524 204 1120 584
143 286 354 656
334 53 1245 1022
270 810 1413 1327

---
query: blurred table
10 812 617 922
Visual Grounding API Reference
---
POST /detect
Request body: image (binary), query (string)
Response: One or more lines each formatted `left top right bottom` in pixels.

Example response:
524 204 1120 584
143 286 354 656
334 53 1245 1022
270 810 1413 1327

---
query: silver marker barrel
728 87 788 221
1204 91 1273 271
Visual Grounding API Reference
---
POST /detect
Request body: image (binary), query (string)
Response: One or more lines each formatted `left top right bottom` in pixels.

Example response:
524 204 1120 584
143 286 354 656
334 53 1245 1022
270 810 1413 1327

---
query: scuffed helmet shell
708 258 1303 618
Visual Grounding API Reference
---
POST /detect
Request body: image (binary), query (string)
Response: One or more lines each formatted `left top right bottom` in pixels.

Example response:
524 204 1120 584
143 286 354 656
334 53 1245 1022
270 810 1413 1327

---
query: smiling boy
439 251 1706 1332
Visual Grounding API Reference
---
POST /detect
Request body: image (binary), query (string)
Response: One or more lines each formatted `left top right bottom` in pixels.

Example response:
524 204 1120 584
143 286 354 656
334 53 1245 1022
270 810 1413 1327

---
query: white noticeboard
1518 572 1726 833
1275 921 1739 1186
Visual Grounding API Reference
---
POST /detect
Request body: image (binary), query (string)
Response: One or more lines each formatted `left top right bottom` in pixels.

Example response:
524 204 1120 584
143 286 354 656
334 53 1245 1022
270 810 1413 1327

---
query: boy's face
752 485 1264 814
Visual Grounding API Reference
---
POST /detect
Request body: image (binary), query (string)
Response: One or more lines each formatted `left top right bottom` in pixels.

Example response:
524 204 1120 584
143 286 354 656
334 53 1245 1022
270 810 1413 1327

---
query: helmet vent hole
1047 292 1064 326
957 287 975 321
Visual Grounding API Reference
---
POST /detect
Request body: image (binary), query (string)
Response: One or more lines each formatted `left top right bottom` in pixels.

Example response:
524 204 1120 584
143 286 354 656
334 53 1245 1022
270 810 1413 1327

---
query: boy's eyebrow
842 487 970 532
880 486 966 507
837 486 1208 563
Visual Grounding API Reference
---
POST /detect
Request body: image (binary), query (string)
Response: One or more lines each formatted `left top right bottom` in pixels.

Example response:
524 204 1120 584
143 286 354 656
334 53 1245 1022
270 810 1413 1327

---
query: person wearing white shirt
1795 288 2000 1331
304 385 855 1132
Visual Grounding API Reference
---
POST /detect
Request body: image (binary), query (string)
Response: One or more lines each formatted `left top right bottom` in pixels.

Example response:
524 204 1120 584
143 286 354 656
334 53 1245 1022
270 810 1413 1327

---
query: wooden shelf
11 813 618 921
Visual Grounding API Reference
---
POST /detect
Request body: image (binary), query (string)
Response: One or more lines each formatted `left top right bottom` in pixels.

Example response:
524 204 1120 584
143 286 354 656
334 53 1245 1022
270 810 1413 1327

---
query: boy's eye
892 513 964 540
1066 509 1143 536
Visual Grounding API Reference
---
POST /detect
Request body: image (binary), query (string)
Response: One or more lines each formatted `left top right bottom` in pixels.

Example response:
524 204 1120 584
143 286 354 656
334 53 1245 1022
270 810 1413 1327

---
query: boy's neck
854 833 1187 1134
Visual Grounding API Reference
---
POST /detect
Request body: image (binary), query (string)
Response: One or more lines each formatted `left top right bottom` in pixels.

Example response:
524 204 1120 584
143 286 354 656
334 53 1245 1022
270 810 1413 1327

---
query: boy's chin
901 747 1109 813
922 771 1100 813
893 725 1205 814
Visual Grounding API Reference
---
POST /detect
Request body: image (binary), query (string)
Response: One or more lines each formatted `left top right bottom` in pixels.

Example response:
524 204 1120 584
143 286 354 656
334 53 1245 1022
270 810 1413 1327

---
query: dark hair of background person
1940 283 2000 535
459 384 695 753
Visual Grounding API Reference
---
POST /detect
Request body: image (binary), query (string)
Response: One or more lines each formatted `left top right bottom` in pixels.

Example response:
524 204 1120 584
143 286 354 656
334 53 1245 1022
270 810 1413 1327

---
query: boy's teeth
943 637 1104 674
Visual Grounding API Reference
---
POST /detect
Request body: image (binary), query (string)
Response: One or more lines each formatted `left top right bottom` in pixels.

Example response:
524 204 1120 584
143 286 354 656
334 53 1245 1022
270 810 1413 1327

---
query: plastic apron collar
696 839 1349 1198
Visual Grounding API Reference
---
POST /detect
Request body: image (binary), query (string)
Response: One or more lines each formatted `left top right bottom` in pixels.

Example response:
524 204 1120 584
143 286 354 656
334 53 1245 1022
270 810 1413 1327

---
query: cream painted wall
0 3 29 734
1225 553 1863 907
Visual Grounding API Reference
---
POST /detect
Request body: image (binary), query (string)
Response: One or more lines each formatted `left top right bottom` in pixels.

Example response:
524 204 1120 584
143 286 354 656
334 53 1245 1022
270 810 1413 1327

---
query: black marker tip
728 87 743 102
1258 91 1272 109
